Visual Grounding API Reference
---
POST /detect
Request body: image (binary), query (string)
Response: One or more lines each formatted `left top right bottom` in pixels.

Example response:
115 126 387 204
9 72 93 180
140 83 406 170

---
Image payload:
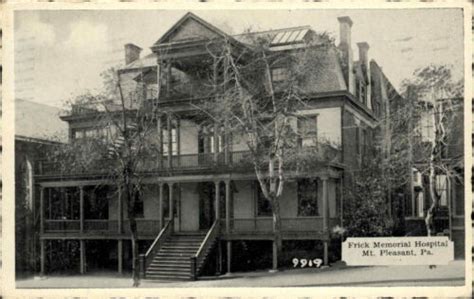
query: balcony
35 151 254 176
36 145 341 177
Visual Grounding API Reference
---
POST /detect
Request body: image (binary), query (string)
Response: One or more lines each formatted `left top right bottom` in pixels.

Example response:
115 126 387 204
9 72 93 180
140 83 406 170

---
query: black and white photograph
1 1 471 297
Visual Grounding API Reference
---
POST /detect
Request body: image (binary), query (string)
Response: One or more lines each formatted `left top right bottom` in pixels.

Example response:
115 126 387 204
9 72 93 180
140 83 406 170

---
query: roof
153 12 238 47
122 26 314 72
234 26 312 46
15 99 68 143
120 52 158 72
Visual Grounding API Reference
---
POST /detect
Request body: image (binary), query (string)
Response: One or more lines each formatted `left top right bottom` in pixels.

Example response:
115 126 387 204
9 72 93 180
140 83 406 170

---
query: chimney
124 43 142 65
357 42 369 68
337 16 354 94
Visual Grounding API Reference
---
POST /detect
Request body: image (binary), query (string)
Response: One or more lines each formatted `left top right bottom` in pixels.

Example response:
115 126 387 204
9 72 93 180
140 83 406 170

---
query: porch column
118 186 123 233
227 241 232 274
225 180 231 233
322 176 329 231
225 180 232 274
213 123 219 163
80 240 86 274
339 178 344 227
176 117 181 167
40 187 44 234
159 183 164 230
167 114 172 168
323 240 329 267
216 241 222 275
118 240 123 274
40 239 45 276
79 186 84 233
166 60 171 96
322 176 329 266
157 115 162 168
214 181 220 220
169 182 174 220
272 241 278 270
224 125 230 164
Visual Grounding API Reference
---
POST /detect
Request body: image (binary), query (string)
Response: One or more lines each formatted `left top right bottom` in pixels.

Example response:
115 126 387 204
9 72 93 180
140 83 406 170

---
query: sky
14 8 464 108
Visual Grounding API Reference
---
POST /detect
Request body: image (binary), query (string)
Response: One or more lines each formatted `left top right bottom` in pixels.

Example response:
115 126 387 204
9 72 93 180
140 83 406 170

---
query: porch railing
227 217 340 233
43 219 160 235
123 219 161 236
84 220 118 232
44 219 80 231
140 220 173 279
190 219 220 280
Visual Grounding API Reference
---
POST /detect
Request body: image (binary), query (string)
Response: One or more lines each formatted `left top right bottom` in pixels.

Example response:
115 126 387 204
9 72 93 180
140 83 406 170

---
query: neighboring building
15 99 67 275
30 13 455 280
405 97 465 258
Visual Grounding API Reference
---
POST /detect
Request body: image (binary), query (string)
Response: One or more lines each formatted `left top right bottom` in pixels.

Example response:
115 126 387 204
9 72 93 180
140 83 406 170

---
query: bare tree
394 65 463 236
198 31 338 268
46 67 161 286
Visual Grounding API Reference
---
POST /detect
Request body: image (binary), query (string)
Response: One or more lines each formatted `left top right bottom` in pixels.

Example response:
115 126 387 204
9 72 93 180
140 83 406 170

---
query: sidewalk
16 260 465 288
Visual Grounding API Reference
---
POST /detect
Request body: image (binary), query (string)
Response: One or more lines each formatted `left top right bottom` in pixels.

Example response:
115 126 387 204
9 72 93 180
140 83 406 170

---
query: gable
155 13 228 45
168 18 220 42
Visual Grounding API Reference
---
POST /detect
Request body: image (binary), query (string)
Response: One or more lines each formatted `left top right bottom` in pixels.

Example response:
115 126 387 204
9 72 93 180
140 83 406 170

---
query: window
133 191 144 218
84 186 109 220
256 183 272 217
163 123 178 156
414 191 424 218
271 68 288 83
435 174 448 207
453 177 464 216
73 127 109 140
355 127 360 155
297 115 318 147
298 179 319 216
419 110 434 142
198 125 224 154
73 129 85 139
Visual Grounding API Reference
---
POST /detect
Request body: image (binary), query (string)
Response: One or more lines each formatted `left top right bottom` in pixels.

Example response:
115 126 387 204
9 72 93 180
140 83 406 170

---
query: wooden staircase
141 220 221 281
145 232 207 280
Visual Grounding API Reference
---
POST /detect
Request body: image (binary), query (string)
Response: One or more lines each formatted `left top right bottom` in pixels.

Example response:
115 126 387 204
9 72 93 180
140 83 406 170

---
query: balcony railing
36 151 251 176
36 145 341 176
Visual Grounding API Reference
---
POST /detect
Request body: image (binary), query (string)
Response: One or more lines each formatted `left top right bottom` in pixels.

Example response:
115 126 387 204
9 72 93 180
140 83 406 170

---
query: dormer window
271 67 288 83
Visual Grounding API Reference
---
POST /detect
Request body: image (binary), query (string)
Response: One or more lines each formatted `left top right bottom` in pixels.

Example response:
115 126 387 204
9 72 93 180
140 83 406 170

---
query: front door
163 183 180 232
199 182 215 230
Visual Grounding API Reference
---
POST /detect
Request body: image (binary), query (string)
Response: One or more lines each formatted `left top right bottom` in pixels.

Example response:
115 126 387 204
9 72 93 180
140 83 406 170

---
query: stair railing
139 220 173 279
190 220 220 280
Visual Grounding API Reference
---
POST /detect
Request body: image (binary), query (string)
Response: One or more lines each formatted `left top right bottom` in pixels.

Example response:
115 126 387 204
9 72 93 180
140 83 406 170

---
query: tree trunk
425 107 439 237
425 161 438 237
270 193 282 269
123 171 140 287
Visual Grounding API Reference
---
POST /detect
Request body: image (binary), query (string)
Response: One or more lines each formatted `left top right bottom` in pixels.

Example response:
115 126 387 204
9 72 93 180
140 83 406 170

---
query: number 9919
292 258 323 268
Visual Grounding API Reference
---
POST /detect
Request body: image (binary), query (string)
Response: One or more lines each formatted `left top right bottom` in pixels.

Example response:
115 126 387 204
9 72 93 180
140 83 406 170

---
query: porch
37 171 343 277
